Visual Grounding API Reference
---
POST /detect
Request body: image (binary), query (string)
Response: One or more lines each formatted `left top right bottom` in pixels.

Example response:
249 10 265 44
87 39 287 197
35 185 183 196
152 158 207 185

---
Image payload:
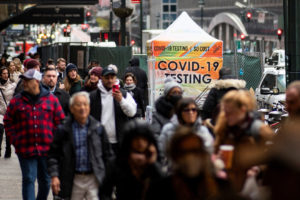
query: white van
255 67 286 109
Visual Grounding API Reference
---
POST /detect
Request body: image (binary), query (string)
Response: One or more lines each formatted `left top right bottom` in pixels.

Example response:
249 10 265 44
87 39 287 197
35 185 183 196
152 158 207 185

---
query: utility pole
109 0 113 41
198 0 205 27
140 0 143 53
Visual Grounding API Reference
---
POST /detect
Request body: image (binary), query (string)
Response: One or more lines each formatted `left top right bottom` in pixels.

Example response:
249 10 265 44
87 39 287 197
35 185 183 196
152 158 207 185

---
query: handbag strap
0 88 7 106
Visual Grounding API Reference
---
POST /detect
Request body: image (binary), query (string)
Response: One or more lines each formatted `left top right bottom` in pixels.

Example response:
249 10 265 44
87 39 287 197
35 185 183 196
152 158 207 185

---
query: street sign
258 12 265 23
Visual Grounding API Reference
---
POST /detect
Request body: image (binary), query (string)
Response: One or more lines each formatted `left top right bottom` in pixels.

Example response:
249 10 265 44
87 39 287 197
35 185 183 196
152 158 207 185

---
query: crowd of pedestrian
1 53 300 200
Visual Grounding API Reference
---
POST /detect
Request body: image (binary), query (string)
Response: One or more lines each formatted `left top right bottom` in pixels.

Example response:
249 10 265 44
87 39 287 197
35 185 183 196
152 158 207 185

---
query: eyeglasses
182 108 197 113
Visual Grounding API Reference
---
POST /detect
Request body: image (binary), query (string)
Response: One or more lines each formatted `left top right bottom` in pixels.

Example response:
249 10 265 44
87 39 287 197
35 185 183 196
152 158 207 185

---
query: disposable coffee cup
220 145 234 170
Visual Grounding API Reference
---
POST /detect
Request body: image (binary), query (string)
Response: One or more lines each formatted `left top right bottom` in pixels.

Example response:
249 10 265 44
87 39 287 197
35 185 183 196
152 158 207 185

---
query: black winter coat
53 87 70 116
125 87 145 118
201 79 246 122
47 116 113 199
125 58 148 107
100 160 163 200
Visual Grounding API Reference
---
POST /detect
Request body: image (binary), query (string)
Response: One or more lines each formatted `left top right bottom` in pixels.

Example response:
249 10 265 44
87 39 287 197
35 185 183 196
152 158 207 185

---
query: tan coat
0 79 17 124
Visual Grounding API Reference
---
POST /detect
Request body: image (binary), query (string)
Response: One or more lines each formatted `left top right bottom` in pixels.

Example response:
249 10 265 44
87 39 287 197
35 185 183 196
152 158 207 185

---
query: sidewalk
0 146 53 200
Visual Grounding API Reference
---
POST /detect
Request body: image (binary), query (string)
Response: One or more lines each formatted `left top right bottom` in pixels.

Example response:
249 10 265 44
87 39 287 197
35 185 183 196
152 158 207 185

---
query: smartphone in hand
112 84 119 92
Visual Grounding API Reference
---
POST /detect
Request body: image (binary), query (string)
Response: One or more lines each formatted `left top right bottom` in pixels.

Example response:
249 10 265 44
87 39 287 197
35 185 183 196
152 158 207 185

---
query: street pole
140 0 143 54
109 0 113 41
120 0 126 46
201 5 203 27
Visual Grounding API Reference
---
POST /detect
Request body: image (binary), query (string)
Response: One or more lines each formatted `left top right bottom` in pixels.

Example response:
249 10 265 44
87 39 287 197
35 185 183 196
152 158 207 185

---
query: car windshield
261 73 286 93
277 74 286 93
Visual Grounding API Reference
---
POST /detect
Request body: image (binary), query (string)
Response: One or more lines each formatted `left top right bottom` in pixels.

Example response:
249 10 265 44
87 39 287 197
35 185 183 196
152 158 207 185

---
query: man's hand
112 89 123 102
51 176 61 195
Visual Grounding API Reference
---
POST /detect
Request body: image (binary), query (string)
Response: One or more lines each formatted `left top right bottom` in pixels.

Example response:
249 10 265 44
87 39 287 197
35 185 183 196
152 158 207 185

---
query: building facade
149 0 284 56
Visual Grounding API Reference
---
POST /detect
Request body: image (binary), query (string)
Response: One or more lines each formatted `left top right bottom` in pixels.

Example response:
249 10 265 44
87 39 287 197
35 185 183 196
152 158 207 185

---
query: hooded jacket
160 116 214 155
151 96 174 137
202 79 246 121
89 80 137 144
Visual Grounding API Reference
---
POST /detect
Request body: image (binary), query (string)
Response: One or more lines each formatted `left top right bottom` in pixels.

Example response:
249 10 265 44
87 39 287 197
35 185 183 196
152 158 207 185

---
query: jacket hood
129 57 139 67
155 96 174 118
213 79 246 90
97 80 112 95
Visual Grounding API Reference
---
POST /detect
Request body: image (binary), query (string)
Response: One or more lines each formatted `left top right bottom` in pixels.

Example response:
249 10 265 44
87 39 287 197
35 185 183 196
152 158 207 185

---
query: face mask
168 94 182 106
176 154 203 178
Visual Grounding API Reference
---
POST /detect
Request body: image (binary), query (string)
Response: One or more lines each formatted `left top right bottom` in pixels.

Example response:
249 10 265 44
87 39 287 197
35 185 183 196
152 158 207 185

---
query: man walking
90 66 136 153
48 91 113 200
4 69 65 200
56 58 67 85
42 67 70 115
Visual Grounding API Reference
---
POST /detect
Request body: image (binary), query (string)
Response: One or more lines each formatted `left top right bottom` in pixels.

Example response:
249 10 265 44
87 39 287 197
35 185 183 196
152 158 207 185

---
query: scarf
124 83 136 96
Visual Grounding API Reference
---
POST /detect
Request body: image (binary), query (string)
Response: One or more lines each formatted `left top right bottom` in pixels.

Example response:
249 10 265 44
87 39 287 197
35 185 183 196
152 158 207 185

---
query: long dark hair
0 66 10 78
118 119 159 164
176 98 200 125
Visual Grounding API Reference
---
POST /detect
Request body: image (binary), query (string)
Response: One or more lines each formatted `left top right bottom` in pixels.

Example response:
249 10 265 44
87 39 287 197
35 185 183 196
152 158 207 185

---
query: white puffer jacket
0 79 17 124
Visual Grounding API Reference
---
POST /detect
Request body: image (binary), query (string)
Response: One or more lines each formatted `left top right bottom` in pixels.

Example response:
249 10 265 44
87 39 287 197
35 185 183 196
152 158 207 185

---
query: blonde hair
214 90 257 151
13 58 24 73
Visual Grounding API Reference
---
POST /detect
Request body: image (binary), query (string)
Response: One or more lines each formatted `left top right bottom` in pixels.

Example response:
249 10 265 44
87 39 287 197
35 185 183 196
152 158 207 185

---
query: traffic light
86 11 92 21
246 12 252 22
240 34 246 40
63 25 71 37
130 40 135 46
277 28 283 40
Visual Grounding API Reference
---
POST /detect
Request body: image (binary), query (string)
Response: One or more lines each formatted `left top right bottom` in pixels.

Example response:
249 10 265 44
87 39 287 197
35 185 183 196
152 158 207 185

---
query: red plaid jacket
4 87 65 157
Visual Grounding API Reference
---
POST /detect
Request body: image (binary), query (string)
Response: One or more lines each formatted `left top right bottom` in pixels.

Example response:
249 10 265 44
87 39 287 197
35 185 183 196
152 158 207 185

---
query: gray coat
159 116 214 155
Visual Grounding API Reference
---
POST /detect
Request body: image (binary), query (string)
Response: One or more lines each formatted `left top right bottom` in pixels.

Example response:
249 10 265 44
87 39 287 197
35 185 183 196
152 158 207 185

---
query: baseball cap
102 66 116 76
20 69 42 81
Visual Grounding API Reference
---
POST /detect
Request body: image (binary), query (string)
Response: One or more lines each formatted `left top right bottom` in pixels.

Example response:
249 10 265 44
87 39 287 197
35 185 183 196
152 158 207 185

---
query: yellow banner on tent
147 41 223 58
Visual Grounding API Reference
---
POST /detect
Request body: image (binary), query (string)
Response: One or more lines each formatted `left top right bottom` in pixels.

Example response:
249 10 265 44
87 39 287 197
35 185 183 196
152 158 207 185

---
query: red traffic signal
240 34 246 40
277 28 283 40
246 12 252 22
63 26 71 37
86 11 91 17
130 40 135 46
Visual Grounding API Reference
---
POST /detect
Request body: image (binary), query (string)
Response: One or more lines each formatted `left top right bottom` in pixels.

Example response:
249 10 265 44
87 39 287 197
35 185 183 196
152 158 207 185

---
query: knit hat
90 67 103 79
26 59 40 69
23 58 33 68
66 63 77 74
164 77 182 96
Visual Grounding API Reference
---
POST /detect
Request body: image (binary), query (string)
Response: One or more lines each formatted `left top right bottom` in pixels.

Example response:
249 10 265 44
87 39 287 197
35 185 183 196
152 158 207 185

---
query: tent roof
148 11 220 43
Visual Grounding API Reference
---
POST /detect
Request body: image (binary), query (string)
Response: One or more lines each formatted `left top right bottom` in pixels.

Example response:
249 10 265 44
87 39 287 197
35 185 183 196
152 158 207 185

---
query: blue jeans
18 156 50 200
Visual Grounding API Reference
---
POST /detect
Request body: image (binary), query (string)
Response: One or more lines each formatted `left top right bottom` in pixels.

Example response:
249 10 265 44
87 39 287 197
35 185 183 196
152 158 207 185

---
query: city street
0 145 53 200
